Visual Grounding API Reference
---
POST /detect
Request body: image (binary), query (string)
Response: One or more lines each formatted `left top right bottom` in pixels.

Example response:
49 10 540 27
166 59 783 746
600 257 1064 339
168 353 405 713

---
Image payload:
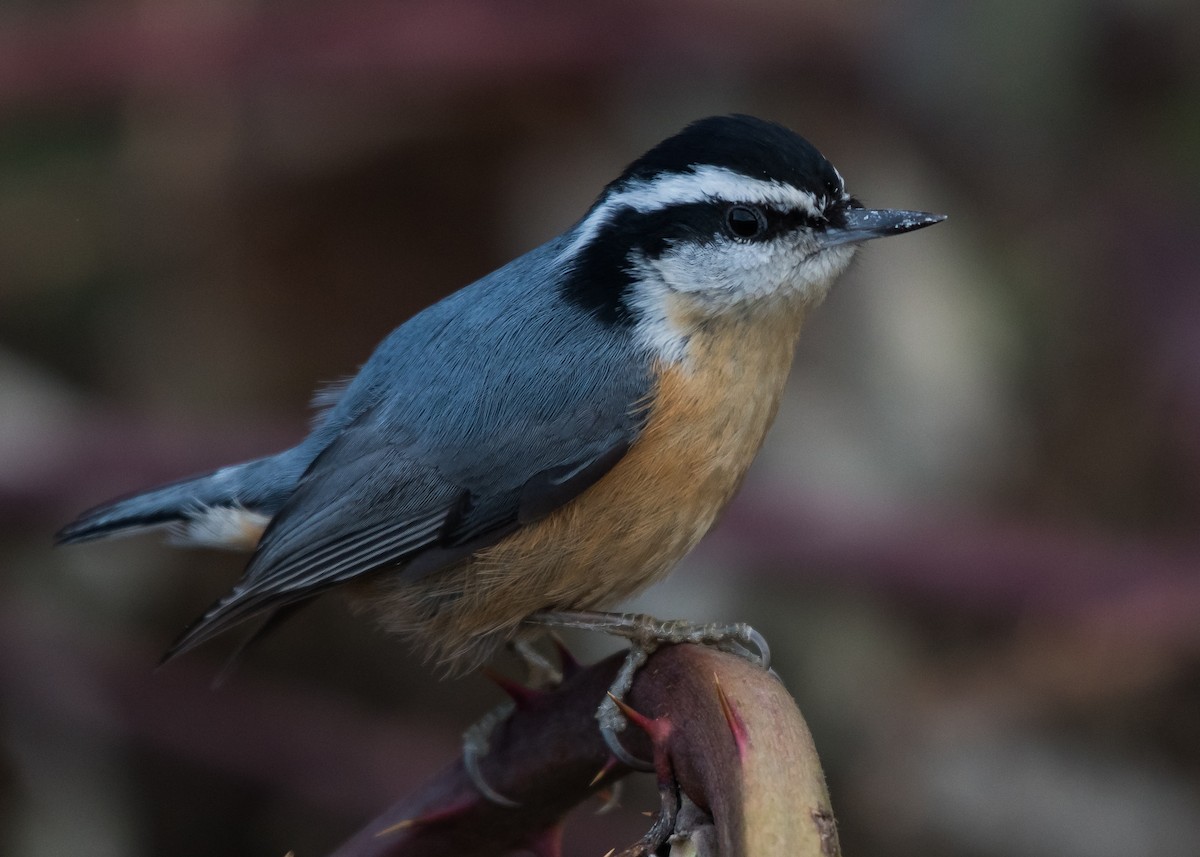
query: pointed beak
820 207 947 248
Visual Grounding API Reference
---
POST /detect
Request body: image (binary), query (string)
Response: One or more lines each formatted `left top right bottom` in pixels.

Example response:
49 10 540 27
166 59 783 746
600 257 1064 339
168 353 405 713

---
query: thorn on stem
589 755 620 787
713 673 749 760
606 692 671 745
483 669 546 710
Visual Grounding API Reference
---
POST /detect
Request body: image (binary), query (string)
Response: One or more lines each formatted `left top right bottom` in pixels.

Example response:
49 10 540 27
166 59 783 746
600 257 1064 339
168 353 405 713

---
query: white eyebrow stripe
559 164 825 264
607 165 824 216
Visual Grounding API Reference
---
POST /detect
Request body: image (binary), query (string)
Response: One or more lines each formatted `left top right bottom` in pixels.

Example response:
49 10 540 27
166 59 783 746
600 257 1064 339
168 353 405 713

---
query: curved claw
600 720 655 772
742 624 771 670
462 701 521 807
713 625 770 670
462 742 521 808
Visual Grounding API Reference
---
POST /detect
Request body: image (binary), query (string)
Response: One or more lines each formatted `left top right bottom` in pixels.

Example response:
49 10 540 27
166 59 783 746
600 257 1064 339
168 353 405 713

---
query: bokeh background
3 1 1199 855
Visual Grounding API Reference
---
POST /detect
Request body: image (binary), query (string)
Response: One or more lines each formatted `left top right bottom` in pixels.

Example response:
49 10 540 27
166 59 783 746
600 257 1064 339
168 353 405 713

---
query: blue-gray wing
165 238 654 657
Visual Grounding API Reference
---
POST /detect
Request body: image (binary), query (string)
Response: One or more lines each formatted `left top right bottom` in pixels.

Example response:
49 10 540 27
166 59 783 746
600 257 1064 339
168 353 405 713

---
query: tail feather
56 473 224 545
56 452 302 547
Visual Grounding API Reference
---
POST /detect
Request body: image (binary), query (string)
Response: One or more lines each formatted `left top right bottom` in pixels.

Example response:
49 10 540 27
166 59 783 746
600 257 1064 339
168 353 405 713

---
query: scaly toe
461 701 520 807
600 718 654 772
462 743 520 807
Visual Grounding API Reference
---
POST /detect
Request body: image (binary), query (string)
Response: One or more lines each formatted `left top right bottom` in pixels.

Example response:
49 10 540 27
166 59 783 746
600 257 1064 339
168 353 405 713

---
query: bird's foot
525 610 770 669
461 699 521 807
510 636 563 687
460 635 574 806
524 610 771 771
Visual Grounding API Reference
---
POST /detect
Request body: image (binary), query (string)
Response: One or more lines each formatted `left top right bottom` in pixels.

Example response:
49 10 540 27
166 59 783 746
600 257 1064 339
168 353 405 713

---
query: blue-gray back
172 233 657 646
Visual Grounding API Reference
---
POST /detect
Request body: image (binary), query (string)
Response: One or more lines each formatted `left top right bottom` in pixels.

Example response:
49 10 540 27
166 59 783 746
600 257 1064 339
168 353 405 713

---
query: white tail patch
171 505 272 551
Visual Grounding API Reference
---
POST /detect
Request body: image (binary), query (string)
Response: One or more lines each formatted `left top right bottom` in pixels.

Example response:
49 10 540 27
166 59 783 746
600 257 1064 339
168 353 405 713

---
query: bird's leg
461 634 568 807
526 610 771 666
524 610 771 770
510 636 563 687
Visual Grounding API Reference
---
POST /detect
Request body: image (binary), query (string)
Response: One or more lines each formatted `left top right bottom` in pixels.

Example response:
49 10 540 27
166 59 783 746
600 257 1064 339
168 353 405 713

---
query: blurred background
2 1 1199 855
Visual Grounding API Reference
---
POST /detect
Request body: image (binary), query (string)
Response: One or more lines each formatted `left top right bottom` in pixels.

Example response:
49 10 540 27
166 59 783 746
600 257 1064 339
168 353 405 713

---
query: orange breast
363 298 811 670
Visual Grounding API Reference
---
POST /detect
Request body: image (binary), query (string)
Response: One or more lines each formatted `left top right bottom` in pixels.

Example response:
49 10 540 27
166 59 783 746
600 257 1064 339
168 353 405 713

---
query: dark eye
725 205 765 239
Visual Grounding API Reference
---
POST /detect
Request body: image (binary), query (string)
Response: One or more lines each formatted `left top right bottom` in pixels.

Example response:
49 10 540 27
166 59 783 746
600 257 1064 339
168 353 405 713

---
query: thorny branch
329 644 841 857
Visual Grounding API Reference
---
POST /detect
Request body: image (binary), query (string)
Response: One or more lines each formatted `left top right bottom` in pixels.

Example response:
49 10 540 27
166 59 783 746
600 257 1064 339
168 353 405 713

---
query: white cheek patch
649 236 856 304
658 240 797 298
798 243 858 298
627 239 858 362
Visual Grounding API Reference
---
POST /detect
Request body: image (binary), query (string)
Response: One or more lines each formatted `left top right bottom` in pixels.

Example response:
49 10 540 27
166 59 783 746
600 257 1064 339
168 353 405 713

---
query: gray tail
55 453 298 546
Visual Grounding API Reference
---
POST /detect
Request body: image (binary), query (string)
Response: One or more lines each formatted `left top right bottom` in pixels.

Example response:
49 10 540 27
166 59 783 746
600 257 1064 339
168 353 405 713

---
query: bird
57 115 944 684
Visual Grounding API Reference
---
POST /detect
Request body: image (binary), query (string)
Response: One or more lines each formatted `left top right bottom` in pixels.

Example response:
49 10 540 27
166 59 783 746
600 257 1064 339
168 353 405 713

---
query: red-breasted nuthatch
58 115 944 685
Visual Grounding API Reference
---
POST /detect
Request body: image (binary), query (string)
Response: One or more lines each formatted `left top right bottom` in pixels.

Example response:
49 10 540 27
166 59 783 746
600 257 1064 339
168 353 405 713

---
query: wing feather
163 244 656 661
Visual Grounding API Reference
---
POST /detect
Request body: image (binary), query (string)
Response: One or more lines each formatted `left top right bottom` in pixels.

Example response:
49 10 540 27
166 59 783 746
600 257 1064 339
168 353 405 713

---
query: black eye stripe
587 201 826 258
737 204 825 238
559 199 828 323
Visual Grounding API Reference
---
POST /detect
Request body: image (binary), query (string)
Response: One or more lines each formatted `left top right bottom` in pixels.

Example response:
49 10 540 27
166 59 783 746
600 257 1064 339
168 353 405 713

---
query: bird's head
559 115 944 357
